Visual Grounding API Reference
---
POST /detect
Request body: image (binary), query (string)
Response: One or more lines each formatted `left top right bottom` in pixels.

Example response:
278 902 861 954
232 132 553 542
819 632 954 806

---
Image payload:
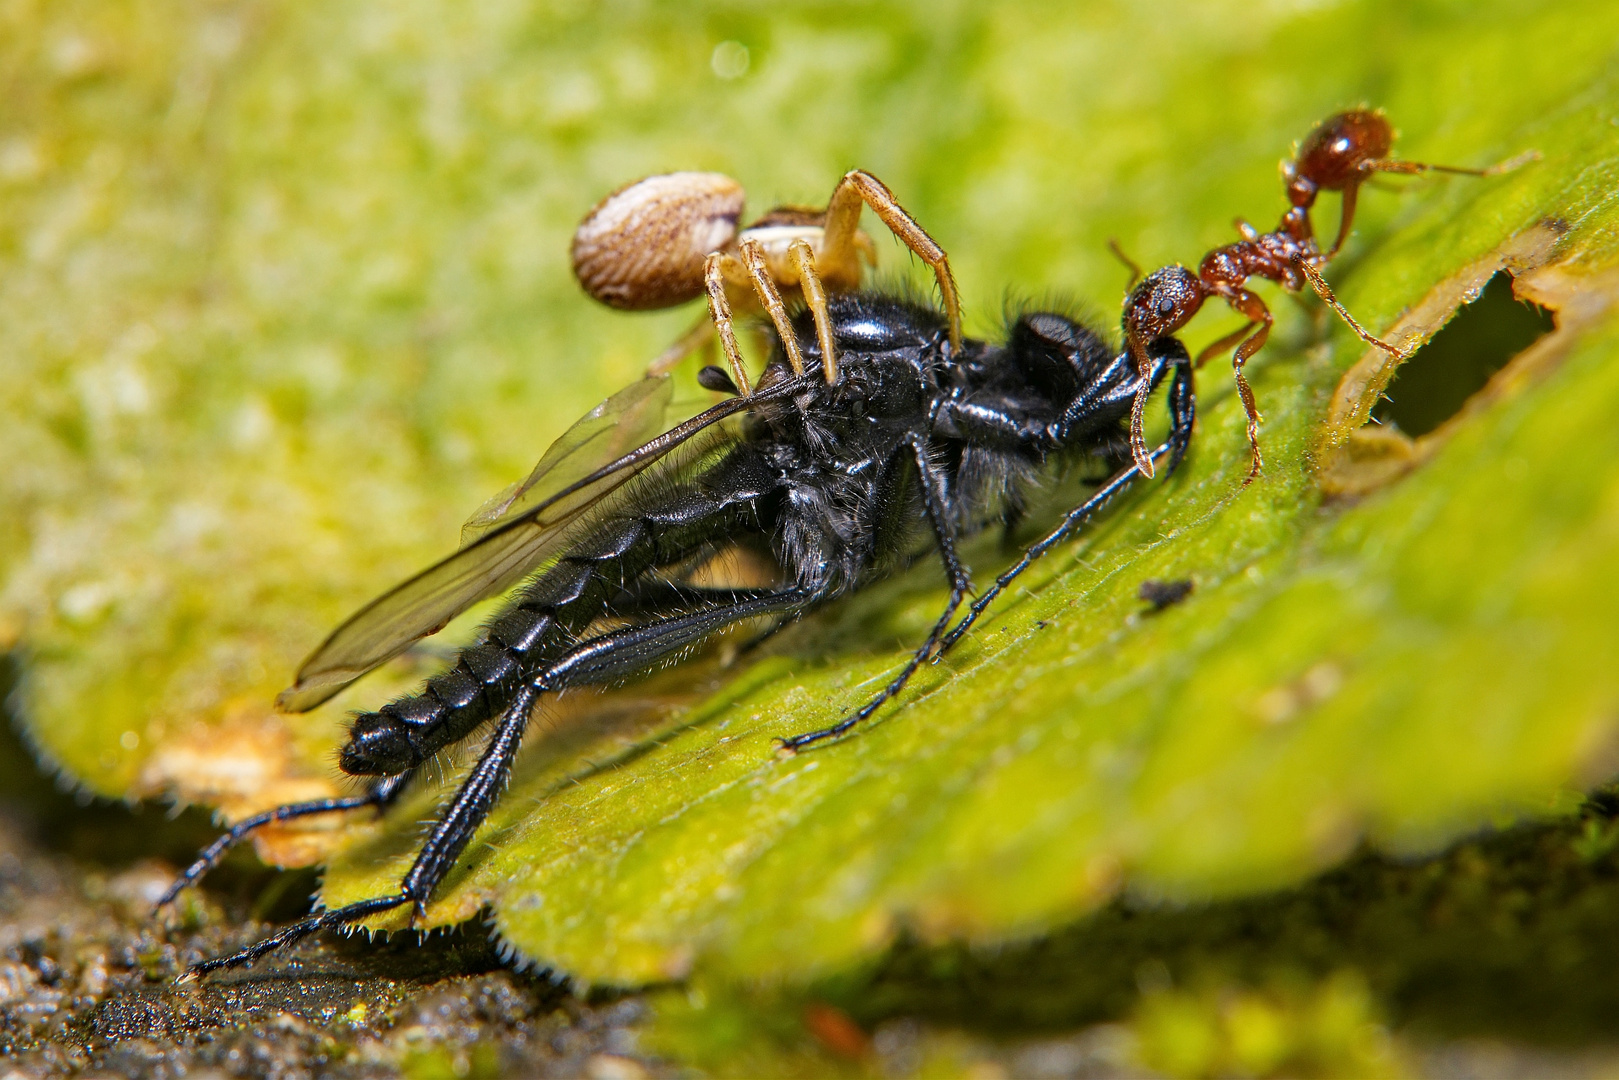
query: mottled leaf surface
5 0 1619 988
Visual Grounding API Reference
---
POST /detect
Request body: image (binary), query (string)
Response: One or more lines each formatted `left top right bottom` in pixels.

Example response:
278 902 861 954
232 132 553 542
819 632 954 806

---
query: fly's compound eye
572 172 746 311
1010 311 1113 392
1020 312 1088 352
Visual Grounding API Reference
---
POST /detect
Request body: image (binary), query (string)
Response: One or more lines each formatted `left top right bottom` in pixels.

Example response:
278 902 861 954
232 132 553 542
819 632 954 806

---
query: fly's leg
820 170 963 352
789 239 838 383
179 687 536 984
155 771 415 911
180 590 815 981
781 435 970 750
940 358 1196 655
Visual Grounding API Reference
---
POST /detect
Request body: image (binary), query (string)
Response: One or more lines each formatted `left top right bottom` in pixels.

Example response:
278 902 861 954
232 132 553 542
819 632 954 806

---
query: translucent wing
457 374 674 548
277 374 796 713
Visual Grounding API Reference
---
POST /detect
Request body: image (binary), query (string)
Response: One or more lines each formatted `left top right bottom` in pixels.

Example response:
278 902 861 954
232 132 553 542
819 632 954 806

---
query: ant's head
1123 266 1204 356
341 712 419 776
1285 109 1395 205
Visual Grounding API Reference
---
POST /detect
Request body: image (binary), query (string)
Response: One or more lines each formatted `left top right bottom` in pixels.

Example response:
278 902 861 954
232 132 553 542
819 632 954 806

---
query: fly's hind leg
181 591 817 981
179 688 536 984
820 169 963 352
155 770 415 911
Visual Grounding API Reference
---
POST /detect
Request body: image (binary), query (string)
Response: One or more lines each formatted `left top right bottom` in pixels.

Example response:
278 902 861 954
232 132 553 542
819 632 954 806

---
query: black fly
162 171 1198 981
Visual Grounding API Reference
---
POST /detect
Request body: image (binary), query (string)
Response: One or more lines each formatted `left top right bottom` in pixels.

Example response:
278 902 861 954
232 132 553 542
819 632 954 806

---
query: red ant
1118 109 1520 481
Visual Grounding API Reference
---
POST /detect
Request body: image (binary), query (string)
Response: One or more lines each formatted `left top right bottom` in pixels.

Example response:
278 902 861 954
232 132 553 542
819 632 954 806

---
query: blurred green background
5 1 1619 1075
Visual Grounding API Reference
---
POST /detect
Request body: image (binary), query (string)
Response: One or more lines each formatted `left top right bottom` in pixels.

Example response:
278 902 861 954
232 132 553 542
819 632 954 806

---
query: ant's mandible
1119 109 1517 481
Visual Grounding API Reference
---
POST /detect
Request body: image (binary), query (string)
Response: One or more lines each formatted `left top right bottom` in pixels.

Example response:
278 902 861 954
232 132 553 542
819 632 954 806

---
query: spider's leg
789 238 838 383
646 316 717 377
821 170 962 351
738 237 808 376
704 252 753 395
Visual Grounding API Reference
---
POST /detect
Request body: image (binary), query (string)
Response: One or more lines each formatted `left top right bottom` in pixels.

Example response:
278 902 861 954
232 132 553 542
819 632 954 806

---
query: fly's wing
458 375 674 548
276 374 799 713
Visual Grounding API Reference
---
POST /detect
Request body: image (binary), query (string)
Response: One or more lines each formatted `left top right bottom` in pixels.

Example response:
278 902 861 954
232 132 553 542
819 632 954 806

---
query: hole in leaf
1370 272 1555 437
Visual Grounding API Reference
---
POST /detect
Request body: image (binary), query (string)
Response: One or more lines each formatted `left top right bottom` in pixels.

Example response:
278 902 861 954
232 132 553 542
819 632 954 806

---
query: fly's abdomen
339 446 777 776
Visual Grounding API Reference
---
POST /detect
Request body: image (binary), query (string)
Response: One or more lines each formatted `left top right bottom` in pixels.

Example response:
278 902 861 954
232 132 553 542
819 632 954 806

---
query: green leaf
6 0 1619 997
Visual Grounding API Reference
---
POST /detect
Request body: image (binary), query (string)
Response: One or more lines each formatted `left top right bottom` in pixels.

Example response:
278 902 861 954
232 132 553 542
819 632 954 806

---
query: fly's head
1007 311 1117 399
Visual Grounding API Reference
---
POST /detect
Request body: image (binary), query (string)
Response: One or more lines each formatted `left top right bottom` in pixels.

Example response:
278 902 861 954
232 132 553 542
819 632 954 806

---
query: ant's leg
738 238 808 376
1127 377 1156 480
790 239 838 383
1327 153 1522 258
1324 181 1363 260
781 436 969 751
821 170 963 352
1294 258 1410 360
703 253 753 395
1194 321 1256 369
1107 238 1144 291
155 771 416 911
1221 288 1272 482
647 317 717 377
